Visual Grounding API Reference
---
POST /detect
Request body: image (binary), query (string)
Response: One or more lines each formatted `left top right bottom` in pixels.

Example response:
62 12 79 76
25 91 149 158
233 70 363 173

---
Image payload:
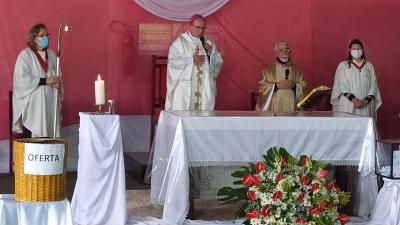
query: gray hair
274 41 290 52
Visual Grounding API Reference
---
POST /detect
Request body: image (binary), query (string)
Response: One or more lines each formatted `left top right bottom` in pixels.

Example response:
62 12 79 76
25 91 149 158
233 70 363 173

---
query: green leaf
265 146 279 167
278 147 290 159
231 170 246 178
323 163 333 171
217 187 236 196
217 187 247 204
233 180 242 185
235 202 249 217
242 219 251 225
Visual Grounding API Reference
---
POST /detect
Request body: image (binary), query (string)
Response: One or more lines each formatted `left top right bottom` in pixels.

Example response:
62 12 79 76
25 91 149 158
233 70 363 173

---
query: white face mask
351 49 363 58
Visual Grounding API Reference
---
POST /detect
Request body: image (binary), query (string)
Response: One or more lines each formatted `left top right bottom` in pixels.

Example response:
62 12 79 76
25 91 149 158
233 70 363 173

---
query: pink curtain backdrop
1 0 399 141
134 0 229 21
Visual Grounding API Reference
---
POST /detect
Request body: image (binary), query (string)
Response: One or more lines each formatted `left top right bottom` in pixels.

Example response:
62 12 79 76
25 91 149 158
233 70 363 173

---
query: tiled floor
0 172 242 220
0 172 149 200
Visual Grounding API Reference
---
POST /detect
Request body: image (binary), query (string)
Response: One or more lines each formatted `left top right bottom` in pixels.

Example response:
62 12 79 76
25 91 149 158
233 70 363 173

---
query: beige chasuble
256 61 307 112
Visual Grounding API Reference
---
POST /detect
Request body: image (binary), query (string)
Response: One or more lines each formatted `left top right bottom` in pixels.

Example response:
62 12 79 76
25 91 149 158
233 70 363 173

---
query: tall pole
53 23 70 138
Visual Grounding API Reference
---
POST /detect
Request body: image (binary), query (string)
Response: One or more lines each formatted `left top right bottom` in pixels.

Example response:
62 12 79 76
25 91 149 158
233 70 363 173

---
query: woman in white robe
331 39 382 219
331 39 382 119
13 23 62 138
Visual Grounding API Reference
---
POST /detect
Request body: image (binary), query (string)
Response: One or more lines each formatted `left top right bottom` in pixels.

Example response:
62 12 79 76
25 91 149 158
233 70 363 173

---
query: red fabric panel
0 0 399 140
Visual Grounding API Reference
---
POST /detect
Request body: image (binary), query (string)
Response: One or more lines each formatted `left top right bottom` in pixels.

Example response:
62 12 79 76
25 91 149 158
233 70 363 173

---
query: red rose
276 172 284 182
296 217 307 223
256 161 266 173
247 190 257 201
316 169 329 179
309 207 321 215
278 156 287 168
242 174 261 186
242 174 253 186
338 213 350 224
334 183 341 192
326 181 335 190
319 201 327 210
300 175 310 186
297 192 305 202
301 156 310 167
326 201 336 208
246 209 260 219
311 183 320 192
252 175 262 186
262 205 270 217
272 191 283 201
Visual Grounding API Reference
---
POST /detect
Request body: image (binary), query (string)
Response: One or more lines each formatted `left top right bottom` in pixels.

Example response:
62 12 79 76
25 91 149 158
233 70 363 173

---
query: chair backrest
151 55 168 111
250 92 258 110
9 90 13 136
150 55 168 146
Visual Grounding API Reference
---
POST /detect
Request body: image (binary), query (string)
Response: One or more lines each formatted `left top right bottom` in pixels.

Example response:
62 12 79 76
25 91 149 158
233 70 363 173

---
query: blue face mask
38 36 49 49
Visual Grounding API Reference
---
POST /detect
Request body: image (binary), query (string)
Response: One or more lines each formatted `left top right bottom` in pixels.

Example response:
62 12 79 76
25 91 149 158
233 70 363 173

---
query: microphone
285 69 289 80
200 36 210 62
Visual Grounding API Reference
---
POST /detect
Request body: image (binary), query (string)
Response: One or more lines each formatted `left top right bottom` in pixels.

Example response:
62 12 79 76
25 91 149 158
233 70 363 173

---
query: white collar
352 58 364 67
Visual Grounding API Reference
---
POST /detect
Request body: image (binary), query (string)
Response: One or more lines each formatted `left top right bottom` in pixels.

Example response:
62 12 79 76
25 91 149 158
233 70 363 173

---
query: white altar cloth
71 113 126 225
150 110 377 225
0 194 72 225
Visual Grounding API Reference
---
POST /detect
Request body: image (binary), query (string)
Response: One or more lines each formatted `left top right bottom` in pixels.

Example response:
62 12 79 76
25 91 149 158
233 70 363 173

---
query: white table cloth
150 110 377 225
0 194 72 225
371 178 400 225
71 113 126 225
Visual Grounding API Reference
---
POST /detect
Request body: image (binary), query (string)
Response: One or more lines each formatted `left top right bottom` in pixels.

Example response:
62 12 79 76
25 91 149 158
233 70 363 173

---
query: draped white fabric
0 194 72 225
150 110 377 225
71 113 126 225
371 179 400 225
134 0 229 21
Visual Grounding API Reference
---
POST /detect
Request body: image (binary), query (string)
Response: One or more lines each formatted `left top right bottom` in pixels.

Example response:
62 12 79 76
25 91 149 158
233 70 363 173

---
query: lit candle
94 74 105 105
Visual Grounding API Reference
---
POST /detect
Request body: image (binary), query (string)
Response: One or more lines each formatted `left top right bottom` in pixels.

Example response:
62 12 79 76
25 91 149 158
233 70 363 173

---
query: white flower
258 172 265 180
264 216 276 224
250 218 262 225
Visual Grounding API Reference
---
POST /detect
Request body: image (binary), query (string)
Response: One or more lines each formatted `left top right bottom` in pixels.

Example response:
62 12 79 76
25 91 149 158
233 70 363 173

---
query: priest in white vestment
13 23 62 138
331 39 382 119
165 14 223 111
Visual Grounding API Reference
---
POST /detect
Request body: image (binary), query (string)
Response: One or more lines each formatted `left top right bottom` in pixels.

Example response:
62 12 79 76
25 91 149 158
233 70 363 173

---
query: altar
150 110 377 225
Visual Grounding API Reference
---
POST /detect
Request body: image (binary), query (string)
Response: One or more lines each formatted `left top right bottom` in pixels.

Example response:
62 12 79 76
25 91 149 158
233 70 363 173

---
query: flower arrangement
217 147 351 225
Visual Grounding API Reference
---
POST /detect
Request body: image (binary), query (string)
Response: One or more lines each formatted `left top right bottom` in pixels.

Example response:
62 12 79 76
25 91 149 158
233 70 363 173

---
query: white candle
94 74 105 105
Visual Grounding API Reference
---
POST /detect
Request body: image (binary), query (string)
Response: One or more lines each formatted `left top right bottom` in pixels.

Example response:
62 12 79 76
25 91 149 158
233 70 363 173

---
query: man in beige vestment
256 41 307 111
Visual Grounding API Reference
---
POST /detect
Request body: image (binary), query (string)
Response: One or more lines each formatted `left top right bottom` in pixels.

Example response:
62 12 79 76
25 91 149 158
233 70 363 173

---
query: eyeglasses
36 33 50 38
191 24 206 30
277 48 290 53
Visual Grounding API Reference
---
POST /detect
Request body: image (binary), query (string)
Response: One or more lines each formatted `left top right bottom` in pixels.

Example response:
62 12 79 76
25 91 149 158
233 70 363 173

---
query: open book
296 85 331 111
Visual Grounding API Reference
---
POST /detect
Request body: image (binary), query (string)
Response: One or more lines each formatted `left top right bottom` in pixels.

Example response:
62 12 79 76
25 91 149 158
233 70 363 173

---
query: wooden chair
250 92 258 110
150 55 168 145
9 90 23 174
